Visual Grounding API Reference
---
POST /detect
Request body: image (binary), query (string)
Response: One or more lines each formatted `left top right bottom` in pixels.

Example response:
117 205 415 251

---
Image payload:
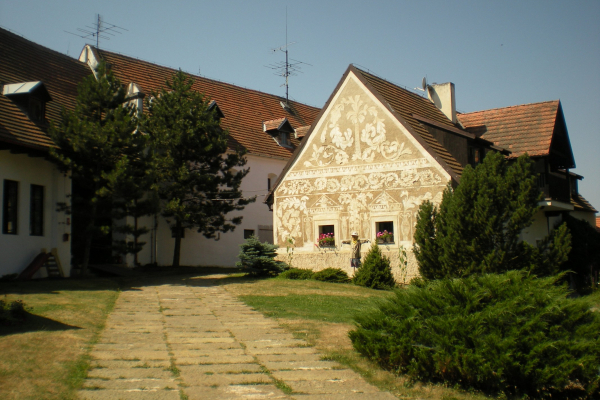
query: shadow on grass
0 266 252 296
0 311 82 336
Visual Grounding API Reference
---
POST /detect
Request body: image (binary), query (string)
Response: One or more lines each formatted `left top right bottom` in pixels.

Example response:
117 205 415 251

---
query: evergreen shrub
313 268 350 283
236 235 286 276
0 300 28 325
349 271 600 398
278 268 314 280
413 152 571 280
352 244 396 290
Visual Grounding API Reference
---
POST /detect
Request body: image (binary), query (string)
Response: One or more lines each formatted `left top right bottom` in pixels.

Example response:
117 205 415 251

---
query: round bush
313 268 350 283
349 271 600 398
352 244 395 290
236 235 286 276
278 268 314 280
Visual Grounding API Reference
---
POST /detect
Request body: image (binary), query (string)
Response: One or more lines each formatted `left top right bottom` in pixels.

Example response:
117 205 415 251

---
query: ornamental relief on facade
274 188 444 247
302 94 414 167
275 78 447 249
276 168 443 196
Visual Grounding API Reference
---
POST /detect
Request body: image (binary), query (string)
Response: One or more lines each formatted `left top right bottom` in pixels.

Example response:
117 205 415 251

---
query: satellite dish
422 77 427 91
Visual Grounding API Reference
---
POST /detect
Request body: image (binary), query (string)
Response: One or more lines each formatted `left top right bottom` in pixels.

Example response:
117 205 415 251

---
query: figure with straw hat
350 231 361 271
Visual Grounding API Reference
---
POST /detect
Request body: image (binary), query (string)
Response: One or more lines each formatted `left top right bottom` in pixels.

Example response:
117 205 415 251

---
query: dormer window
263 117 295 148
29 97 45 121
3 81 52 123
208 100 225 120
126 82 145 116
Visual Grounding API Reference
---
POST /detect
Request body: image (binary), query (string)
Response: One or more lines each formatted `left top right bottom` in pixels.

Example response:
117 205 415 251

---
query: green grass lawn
0 278 119 400
239 293 388 323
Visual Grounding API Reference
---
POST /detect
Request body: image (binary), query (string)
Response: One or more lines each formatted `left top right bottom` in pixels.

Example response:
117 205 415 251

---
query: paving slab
78 389 180 400
272 369 360 382
179 364 263 374
83 378 177 390
286 379 384 394
184 385 288 400
90 360 171 369
261 360 340 371
291 393 397 400
179 372 273 386
87 368 174 380
79 282 392 400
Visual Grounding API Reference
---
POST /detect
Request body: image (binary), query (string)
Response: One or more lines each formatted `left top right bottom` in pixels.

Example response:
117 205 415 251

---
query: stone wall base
277 244 420 285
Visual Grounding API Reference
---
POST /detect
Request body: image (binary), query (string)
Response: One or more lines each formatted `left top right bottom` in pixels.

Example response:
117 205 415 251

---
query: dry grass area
222 276 492 400
0 278 119 400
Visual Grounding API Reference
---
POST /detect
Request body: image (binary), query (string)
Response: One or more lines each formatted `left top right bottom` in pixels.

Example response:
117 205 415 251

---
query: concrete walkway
78 280 396 400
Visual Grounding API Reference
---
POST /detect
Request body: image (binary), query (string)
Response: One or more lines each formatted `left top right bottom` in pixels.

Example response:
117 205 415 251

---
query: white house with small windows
0 28 92 277
77 44 320 267
1 28 319 275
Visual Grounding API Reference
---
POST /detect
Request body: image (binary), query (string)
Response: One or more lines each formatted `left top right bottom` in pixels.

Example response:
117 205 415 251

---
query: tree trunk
81 203 97 276
133 199 139 266
172 220 182 268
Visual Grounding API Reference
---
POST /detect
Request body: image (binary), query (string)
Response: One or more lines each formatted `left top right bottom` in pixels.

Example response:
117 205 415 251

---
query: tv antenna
65 14 127 49
266 8 311 106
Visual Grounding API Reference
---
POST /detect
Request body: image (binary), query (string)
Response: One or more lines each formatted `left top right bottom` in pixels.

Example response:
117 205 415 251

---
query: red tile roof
457 100 560 158
95 49 320 159
294 125 311 138
0 28 90 150
596 217 600 232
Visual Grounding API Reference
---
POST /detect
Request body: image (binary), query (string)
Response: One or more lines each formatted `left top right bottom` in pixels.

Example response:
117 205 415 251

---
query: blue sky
1 0 599 211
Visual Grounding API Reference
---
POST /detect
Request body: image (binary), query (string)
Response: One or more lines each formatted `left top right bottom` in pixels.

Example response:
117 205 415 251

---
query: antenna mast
266 8 311 105
65 14 128 49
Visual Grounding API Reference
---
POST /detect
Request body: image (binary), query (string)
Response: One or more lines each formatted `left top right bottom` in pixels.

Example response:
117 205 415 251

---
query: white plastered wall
0 150 71 277
132 153 286 267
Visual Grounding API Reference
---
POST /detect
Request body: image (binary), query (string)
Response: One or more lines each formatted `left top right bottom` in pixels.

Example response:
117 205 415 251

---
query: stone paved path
78 280 396 400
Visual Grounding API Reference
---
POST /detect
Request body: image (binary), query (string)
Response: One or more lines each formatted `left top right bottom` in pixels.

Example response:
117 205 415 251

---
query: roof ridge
352 65 431 102
459 99 560 116
0 26 86 66
96 47 320 109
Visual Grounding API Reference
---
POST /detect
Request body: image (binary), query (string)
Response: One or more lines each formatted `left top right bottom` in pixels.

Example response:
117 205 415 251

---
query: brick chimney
427 82 456 123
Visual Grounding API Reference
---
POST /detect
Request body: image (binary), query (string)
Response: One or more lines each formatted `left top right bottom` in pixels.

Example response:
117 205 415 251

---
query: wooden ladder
41 248 65 278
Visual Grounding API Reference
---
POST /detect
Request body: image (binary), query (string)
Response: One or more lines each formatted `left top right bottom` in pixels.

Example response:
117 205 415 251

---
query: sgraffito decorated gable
274 71 449 252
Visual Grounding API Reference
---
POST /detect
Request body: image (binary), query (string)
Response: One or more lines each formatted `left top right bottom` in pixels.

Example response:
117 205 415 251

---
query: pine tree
49 62 145 274
108 153 159 266
414 152 571 279
142 70 254 267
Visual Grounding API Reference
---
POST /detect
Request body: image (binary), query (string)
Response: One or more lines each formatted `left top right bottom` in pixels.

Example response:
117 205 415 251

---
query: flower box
376 230 394 244
318 233 335 247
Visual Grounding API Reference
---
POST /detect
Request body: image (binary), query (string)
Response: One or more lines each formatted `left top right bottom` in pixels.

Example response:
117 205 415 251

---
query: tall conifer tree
143 71 253 267
413 152 571 279
50 62 147 274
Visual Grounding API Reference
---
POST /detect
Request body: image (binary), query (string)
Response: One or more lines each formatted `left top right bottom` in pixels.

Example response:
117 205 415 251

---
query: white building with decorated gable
266 65 596 280
267 65 469 280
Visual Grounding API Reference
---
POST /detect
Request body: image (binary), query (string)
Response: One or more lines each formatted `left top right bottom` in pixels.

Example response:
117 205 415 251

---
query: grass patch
272 378 293 394
239 294 387 323
0 278 119 400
